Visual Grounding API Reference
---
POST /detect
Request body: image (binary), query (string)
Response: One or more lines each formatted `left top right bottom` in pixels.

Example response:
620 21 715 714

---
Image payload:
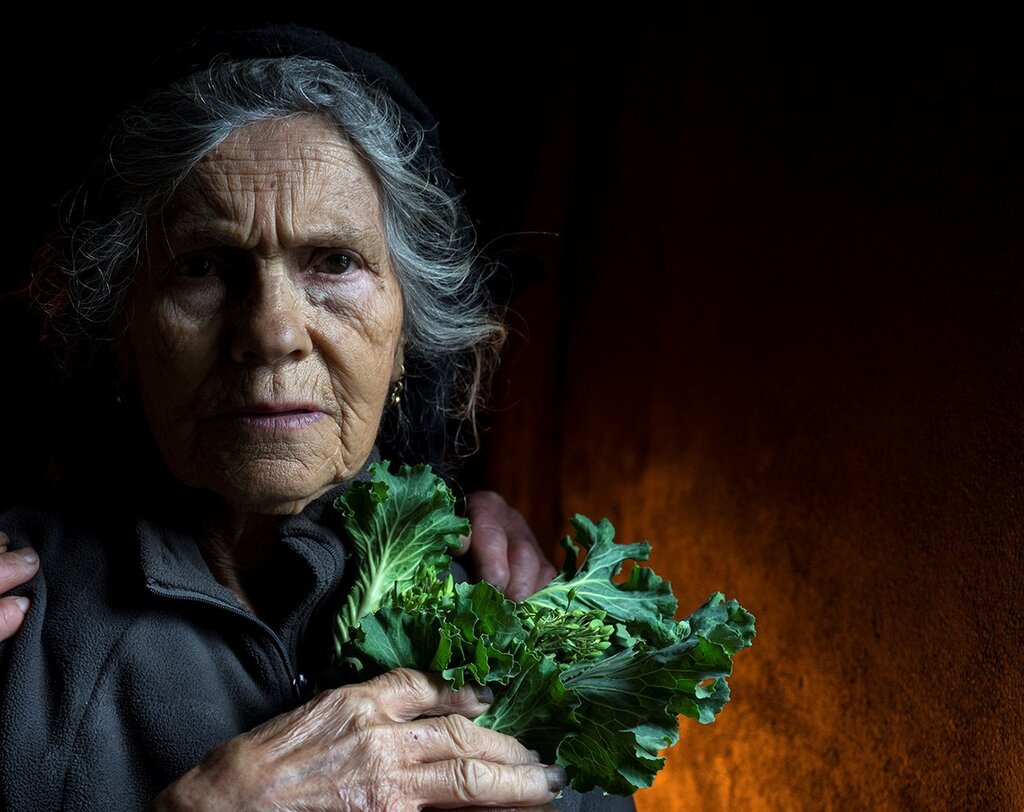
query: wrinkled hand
0 531 39 642
153 668 562 811
461 491 557 602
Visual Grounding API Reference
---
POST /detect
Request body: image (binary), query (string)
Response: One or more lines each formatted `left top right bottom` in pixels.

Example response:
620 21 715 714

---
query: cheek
127 294 221 422
317 292 403 409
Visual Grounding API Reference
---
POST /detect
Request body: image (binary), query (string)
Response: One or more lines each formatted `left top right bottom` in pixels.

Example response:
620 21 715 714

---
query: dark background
3 8 1021 810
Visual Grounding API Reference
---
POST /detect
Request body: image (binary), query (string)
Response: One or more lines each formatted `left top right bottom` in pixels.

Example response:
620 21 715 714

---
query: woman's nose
229 269 313 365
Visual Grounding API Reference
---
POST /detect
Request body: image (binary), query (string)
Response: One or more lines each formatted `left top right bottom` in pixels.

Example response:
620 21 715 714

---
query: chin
193 462 341 516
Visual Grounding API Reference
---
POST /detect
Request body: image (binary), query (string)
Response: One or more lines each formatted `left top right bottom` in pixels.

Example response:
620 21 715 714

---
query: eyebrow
161 220 383 251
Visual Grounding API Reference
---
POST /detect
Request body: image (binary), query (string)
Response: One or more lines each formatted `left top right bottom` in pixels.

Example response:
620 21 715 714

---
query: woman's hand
0 531 39 642
462 492 557 602
153 668 562 811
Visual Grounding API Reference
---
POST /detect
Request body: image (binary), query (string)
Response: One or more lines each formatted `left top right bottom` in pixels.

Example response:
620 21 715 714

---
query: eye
318 252 358 275
172 254 221 278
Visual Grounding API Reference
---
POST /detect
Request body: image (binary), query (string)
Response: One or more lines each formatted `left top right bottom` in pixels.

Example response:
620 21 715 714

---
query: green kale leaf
329 463 468 658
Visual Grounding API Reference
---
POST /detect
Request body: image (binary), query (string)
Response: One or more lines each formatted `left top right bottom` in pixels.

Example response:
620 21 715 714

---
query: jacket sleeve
557 786 638 811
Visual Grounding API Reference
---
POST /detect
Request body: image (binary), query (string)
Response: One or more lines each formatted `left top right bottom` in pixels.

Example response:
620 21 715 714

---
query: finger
400 713 541 766
0 547 40 593
466 492 512 591
532 561 558 598
415 759 565 808
0 595 30 642
354 668 494 723
499 515 550 602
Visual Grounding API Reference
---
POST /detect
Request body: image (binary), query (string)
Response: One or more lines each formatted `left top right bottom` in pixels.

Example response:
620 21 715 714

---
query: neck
198 506 284 618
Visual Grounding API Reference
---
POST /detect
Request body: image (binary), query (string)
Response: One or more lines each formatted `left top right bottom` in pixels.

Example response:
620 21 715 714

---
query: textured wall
478 11 1023 812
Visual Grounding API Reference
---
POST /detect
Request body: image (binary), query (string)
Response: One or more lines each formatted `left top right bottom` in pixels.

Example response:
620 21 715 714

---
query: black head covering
149 25 436 140
142 23 456 199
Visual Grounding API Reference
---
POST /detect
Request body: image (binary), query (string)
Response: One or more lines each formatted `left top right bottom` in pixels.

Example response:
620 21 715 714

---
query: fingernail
0 544 6 555
527 749 543 763
14 597 29 614
545 764 567 792
471 683 494 704
19 550 38 565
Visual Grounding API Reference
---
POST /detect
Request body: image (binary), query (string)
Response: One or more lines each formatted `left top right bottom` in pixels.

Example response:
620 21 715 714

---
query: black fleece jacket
0 465 634 811
0 469 359 809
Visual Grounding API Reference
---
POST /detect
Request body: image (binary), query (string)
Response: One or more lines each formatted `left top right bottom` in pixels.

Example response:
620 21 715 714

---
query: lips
215 402 327 430
228 402 321 417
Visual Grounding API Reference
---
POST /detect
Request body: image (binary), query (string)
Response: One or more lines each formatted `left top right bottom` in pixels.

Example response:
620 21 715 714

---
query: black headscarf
144 24 449 181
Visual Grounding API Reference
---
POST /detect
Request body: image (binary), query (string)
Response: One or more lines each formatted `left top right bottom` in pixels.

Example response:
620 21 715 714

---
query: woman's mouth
223 404 327 431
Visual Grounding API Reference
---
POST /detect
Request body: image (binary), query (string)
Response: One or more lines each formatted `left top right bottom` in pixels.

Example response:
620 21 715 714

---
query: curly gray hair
33 56 505 465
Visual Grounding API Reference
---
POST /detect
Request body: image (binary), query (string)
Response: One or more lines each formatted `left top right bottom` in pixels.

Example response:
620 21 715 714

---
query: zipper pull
292 672 308 700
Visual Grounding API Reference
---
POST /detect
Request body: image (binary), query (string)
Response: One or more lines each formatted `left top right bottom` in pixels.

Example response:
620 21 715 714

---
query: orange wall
479 15 1022 811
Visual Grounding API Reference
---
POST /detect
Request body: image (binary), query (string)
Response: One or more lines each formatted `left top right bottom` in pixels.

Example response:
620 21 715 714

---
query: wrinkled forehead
155 114 389 255
200 114 369 173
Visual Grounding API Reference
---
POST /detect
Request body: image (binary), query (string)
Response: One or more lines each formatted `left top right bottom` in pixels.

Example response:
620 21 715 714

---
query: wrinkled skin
151 669 560 811
125 115 405 516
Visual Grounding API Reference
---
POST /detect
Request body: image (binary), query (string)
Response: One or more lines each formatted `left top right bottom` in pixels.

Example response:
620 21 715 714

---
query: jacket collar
136 448 381 609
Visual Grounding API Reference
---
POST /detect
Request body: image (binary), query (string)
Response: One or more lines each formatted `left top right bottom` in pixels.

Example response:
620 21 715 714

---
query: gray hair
34 56 505 463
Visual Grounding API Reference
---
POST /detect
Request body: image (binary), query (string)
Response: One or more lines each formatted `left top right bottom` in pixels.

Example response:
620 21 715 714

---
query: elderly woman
0 25 635 812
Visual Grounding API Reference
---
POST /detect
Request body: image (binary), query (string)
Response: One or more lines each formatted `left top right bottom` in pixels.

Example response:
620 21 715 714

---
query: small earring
389 365 405 408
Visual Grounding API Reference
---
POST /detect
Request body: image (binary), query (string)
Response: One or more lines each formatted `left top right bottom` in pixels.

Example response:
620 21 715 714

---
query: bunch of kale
321 462 755 795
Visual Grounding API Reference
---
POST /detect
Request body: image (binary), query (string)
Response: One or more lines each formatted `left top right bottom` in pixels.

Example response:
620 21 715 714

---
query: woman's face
124 114 404 514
